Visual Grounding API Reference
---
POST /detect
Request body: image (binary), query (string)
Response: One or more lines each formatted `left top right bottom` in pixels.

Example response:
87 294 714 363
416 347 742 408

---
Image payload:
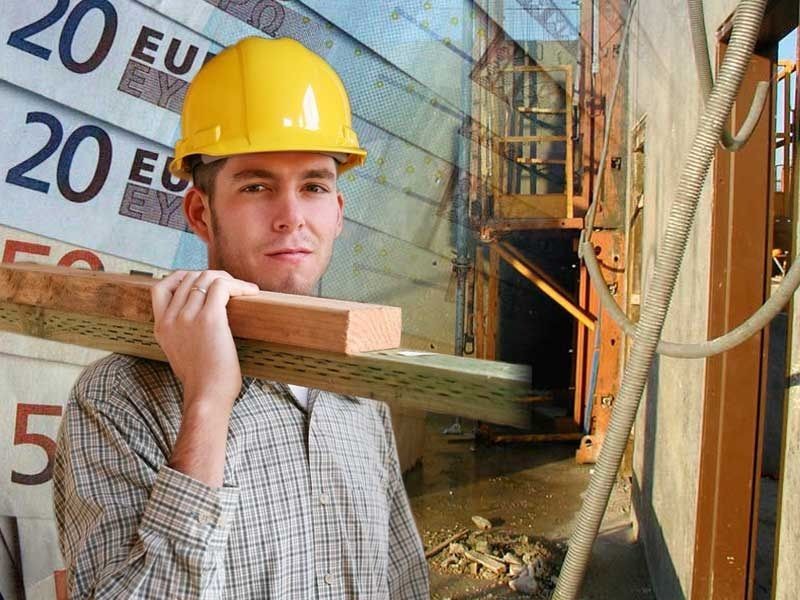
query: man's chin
210 256 319 295
256 277 317 296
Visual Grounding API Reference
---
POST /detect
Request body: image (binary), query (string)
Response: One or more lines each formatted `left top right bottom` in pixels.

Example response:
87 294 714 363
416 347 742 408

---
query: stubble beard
207 210 324 296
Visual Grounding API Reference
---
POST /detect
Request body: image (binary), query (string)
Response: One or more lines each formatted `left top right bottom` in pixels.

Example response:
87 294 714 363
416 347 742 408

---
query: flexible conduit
582 0 794 359
553 1 769 598
687 0 770 151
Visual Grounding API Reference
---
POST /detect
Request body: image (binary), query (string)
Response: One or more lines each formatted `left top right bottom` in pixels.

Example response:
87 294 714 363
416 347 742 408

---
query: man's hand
152 270 260 407
151 270 259 487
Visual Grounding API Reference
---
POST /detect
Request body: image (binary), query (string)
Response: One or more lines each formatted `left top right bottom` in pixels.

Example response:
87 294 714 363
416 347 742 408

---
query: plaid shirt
53 354 429 599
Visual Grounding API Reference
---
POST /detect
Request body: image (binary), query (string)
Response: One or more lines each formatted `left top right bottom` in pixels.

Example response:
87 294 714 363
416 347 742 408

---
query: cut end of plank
345 305 403 354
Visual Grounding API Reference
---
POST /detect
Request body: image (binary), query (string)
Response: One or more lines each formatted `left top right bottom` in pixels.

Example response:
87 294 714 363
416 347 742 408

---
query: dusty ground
405 415 656 599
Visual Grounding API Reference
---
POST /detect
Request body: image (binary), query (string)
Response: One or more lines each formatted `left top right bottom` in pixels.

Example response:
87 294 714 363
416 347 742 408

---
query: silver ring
190 285 208 295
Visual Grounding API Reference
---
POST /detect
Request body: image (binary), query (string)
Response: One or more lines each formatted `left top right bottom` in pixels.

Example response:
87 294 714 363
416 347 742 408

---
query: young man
53 37 429 598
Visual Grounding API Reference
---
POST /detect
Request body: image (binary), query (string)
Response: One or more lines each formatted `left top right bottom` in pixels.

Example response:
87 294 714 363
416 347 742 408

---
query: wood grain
0 263 401 354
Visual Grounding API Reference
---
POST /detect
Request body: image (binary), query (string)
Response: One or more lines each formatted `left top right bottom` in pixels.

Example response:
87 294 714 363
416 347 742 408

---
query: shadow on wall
634 354 686 599
765 314 788 477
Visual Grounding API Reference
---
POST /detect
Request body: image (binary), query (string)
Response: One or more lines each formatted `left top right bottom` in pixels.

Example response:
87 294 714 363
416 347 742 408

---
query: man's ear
335 191 345 237
183 187 212 243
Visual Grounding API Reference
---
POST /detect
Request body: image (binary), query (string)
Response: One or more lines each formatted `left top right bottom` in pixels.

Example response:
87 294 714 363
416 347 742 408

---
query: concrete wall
628 1 737 598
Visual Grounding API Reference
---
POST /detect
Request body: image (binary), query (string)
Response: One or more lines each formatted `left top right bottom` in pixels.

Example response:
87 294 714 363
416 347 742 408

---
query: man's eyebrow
231 168 277 181
230 168 336 182
301 168 336 181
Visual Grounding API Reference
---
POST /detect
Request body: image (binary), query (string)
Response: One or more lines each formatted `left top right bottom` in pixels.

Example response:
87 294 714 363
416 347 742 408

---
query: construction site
0 0 798 598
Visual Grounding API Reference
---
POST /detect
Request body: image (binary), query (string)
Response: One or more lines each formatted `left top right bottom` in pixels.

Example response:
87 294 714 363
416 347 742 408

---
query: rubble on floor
424 519 565 598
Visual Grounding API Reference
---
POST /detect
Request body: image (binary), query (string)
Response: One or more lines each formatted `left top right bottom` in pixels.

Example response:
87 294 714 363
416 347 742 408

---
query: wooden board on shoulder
0 263 401 355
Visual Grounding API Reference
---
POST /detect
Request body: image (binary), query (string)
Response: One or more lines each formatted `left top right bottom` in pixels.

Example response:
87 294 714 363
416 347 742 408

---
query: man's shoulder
354 396 389 419
74 353 177 405
341 394 394 435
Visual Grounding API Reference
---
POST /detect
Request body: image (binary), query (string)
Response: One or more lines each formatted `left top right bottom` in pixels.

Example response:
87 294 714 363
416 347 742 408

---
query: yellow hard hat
170 36 367 180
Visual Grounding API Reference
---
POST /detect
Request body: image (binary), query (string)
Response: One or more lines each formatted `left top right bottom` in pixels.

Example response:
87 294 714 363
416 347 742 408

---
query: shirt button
196 511 213 525
319 493 330 506
324 573 334 586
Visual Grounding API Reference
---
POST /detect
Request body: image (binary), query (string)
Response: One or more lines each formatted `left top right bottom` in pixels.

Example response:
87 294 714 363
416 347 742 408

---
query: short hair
191 157 228 199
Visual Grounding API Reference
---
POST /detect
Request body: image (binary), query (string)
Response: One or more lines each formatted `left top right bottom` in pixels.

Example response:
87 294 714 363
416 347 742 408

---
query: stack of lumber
0 264 531 429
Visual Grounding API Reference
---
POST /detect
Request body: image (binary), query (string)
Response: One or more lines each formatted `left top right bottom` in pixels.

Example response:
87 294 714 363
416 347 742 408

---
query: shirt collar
240 377 363 405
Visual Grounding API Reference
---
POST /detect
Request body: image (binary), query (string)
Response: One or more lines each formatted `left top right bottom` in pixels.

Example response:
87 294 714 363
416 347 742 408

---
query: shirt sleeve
380 405 430 599
53 369 240 599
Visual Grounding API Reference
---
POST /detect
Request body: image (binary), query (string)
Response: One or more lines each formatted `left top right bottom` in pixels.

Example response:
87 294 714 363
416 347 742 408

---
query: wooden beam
514 157 567 165
516 107 567 114
0 263 400 355
497 135 568 143
0 303 531 430
481 218 584 235
424 529 469 559
495 242 596 331
489 432 583 443
463 549 507 574
502 65 569 73
495 193 570 220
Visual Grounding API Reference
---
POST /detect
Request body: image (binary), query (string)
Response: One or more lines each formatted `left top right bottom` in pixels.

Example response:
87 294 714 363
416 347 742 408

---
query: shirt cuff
140 465 240 552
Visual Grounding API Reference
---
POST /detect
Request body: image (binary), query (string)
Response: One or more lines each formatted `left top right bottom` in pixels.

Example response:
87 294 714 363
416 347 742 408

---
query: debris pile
424 516 564 597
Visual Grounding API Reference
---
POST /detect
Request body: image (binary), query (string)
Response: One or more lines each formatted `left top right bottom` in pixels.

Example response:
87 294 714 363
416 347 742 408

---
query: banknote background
0 1 578 596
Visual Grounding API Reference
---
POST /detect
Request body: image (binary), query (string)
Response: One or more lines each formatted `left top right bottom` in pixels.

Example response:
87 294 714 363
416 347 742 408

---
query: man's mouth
265 248 313 263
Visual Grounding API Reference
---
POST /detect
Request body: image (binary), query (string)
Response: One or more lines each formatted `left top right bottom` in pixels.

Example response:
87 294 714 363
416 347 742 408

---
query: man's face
188 152 344 295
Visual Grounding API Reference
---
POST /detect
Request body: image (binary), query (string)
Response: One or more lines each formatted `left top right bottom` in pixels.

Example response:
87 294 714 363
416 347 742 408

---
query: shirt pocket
345 479 390 579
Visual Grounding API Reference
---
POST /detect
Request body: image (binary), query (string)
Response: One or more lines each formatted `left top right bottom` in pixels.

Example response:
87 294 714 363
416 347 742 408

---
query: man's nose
272 190 305 233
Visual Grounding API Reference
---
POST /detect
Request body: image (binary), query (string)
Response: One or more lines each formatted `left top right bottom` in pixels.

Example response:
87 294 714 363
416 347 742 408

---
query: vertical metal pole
444 1 475 436
453 2 474 359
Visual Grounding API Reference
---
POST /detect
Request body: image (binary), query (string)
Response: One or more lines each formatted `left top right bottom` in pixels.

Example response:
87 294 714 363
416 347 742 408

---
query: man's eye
242 184 267 193
305 184 328 193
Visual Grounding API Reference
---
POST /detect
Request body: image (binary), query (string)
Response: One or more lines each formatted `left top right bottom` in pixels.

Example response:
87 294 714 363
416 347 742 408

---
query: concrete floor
405 415 655 599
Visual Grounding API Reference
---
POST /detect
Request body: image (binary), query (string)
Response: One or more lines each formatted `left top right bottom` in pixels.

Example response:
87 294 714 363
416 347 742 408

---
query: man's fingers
178 271 236 320
232 279 260 296
203 278 261 315
151 270 186 322
153 270 258 324
162 271 202 323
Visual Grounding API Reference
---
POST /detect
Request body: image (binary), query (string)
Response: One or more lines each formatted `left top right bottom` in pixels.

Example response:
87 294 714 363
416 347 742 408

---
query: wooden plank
495 242 595 331
516 107 567 114
489 432 583 443
482 217 584 233
425 529 469 559
0 301 531 429
495 193 569 219
514 157 567 165
464 549 507 574
497 135 568 143
496 193 569 204
502 65 569 73
0 263 400 355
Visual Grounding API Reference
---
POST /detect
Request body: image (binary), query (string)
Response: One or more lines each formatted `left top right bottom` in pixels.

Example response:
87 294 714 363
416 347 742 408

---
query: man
53 36 429 599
